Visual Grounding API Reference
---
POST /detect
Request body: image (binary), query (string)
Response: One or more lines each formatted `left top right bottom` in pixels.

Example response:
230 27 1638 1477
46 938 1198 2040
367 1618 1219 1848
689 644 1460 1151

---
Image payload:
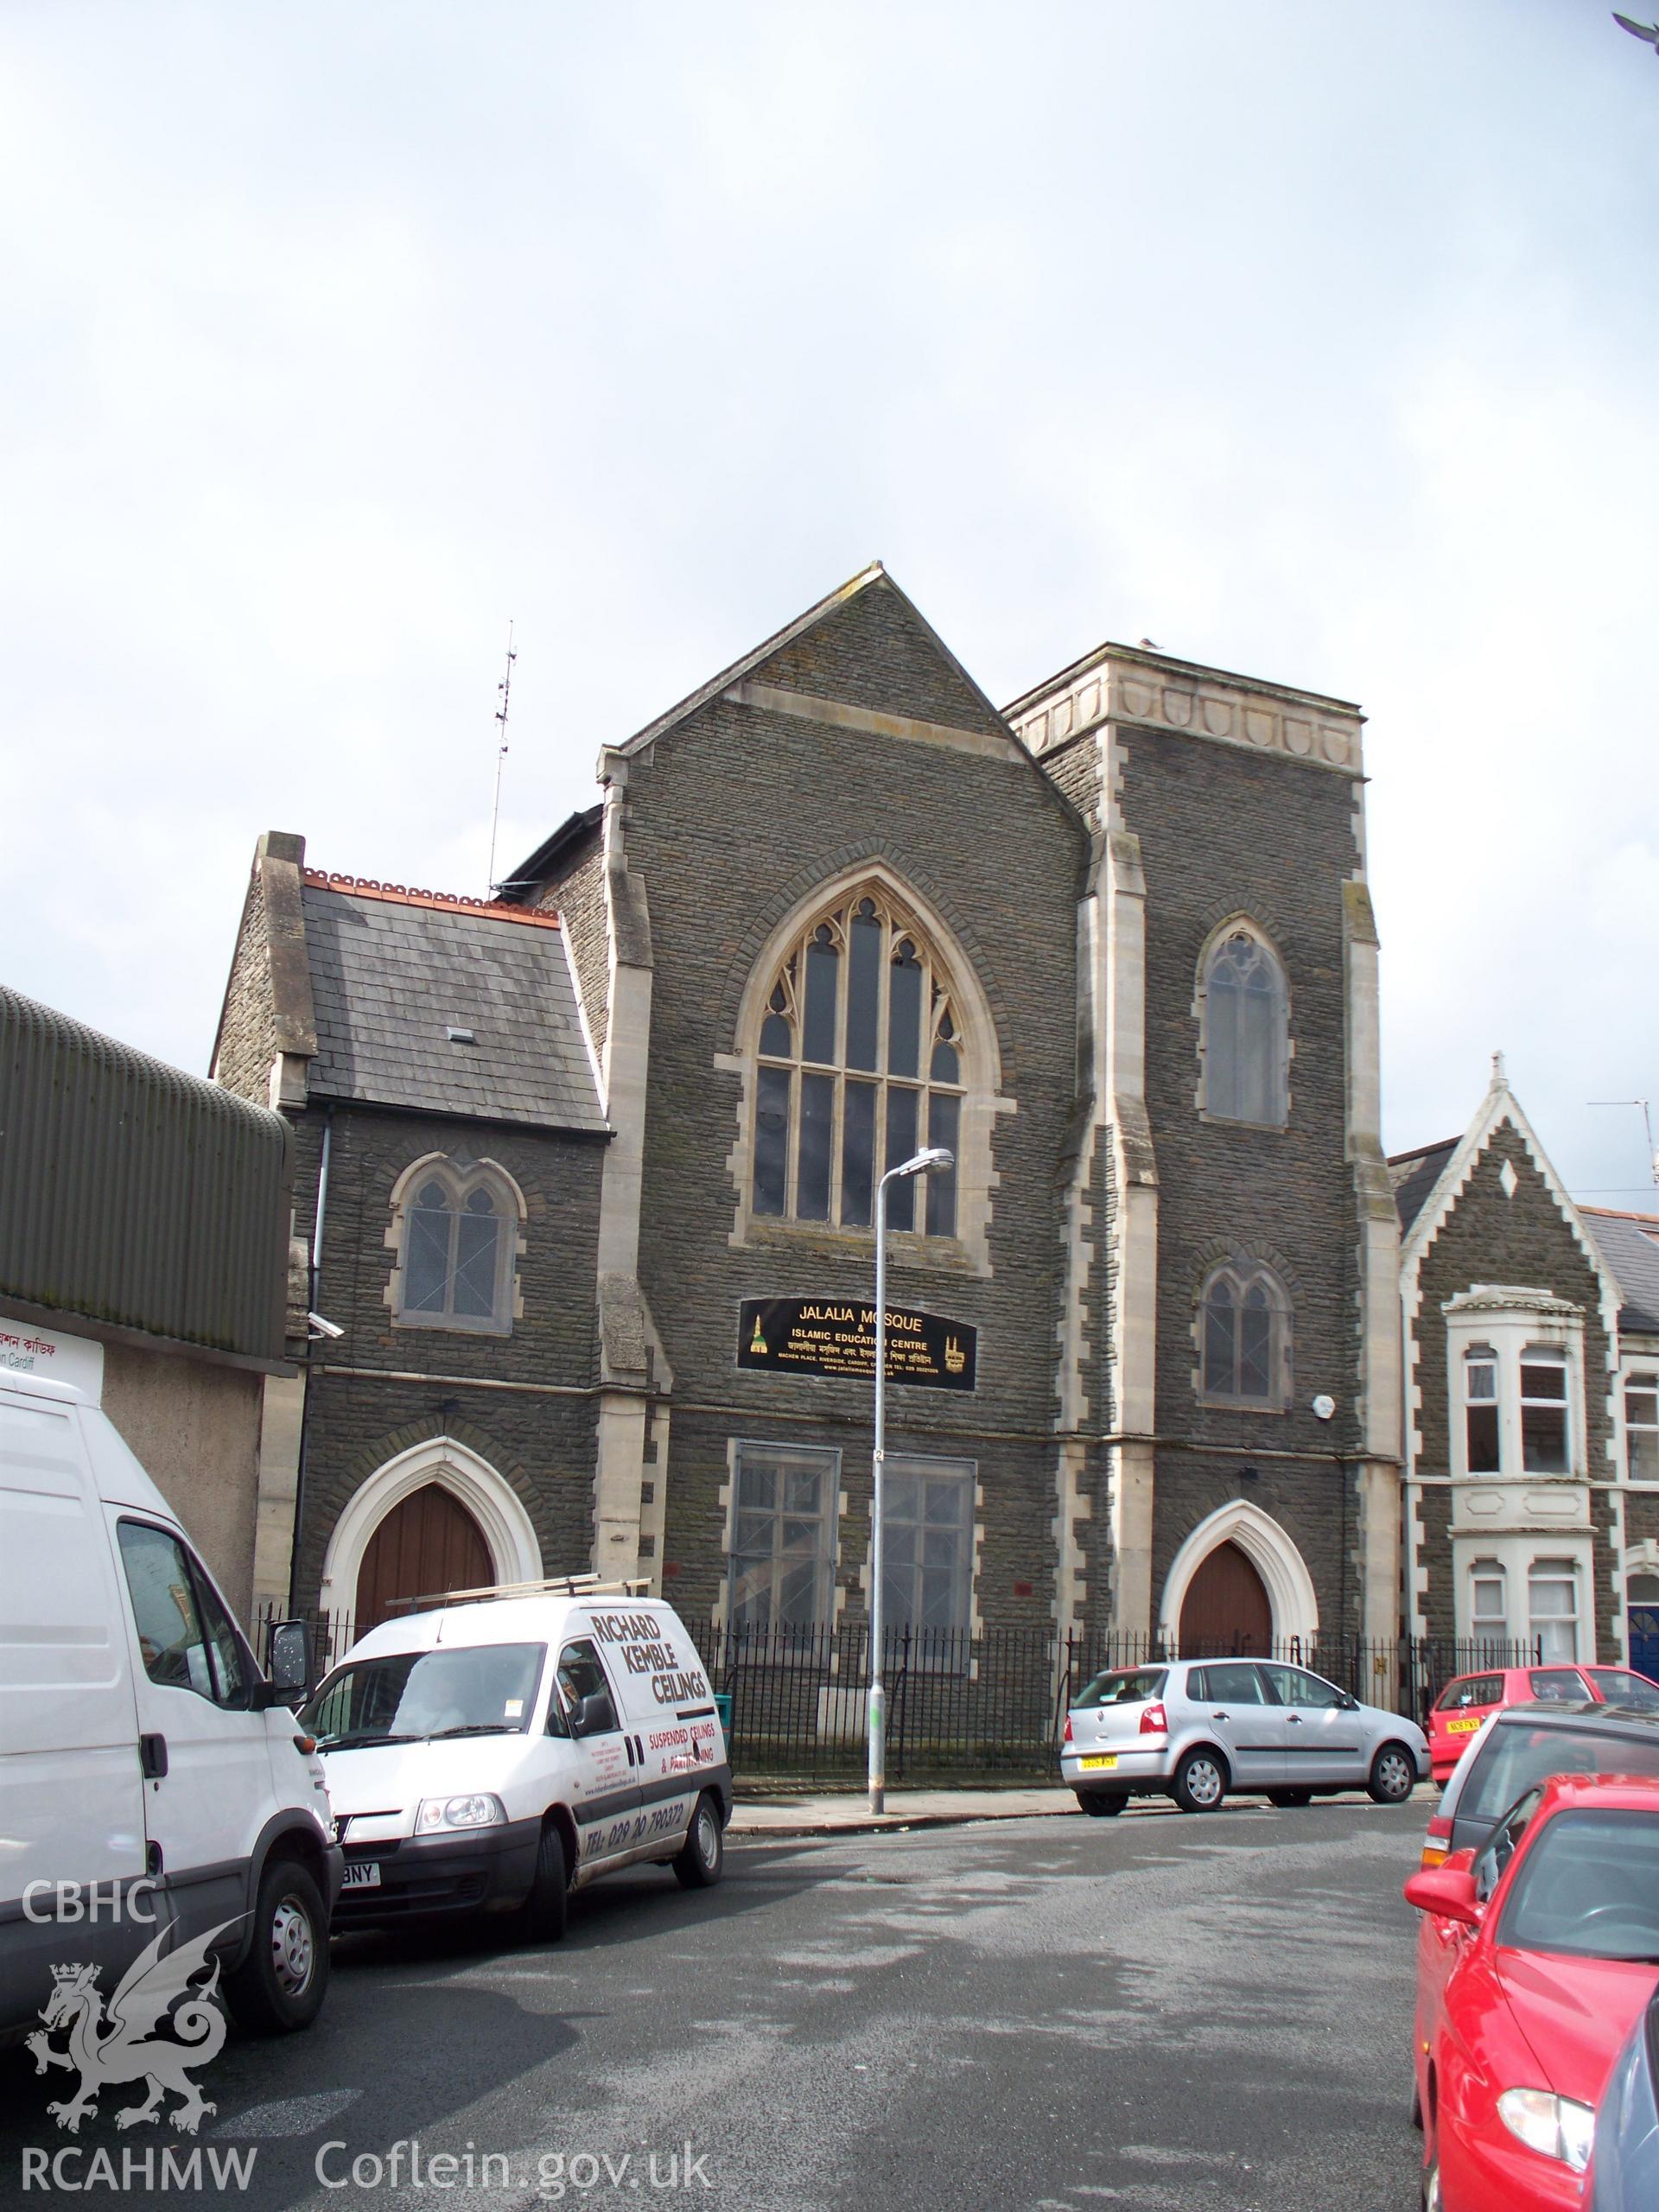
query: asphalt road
2 1796 1429 2212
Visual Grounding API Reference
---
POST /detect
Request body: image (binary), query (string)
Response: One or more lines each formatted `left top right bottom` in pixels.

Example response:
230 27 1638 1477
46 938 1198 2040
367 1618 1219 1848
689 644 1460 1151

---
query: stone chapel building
213 563 1402 1663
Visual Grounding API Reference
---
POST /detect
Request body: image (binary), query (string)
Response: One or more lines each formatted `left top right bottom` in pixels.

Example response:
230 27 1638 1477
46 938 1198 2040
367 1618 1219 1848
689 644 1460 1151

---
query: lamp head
898 1147 954 1177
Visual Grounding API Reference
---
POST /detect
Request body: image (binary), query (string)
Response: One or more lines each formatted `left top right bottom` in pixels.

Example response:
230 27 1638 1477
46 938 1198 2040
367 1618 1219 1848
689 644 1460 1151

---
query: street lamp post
868 1144 955 1817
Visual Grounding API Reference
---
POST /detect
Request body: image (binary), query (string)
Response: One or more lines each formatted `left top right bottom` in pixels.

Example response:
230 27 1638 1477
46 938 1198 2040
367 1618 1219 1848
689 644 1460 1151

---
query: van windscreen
303 1643 545 1749
1460 1720 1659 1827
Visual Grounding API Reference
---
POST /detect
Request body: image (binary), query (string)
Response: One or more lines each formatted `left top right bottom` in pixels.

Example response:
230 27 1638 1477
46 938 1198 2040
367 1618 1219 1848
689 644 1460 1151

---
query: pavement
728 1778 1438 1836
728 1783 1077 1836
2 1796 1432 2212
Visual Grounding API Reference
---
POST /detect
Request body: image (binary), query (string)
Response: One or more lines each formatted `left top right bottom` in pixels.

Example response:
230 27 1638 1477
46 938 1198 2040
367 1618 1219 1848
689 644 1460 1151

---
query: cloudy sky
3 2 1656 1202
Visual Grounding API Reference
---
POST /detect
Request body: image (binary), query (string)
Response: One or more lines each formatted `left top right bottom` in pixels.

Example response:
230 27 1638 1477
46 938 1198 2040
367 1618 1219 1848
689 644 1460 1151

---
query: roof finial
1492 1049 1508 1087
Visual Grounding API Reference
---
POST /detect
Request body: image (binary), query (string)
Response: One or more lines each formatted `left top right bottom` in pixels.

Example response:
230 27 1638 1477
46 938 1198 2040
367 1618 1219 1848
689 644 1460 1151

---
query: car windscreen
1459 1720 1659 1827
1074 1667 1166 1710
302 1643 546 1749
1594 1673 1659 1713
1435 1675 1503 1713
1497 1808 1659 1961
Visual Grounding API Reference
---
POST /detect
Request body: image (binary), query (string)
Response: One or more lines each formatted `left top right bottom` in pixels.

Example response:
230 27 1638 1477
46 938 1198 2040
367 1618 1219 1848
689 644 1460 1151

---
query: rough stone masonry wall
1409 1120 1618 1658
544 836 611 1070
1039 728 1104 837
1122 723 1368 1640
285 1103 605 1615
603 581 1091 1636
213 875 276 1099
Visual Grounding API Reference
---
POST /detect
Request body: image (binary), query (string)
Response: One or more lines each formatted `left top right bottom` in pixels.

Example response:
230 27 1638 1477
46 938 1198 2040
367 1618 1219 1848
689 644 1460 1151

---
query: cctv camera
307 1311 344 1340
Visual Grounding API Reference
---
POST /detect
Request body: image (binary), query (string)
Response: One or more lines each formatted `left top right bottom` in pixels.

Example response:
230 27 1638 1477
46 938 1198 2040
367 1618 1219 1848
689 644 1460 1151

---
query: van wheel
673 1793 724 1890
1172 1749 1227 1814
226 1858 328 2034
518 1821 569 1944
1076 1792 1124 1816
1369 1744 1417 1805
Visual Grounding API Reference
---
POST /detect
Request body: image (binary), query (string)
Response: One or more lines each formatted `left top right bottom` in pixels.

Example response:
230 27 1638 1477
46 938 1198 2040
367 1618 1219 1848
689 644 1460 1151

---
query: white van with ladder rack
301 1575 732 1942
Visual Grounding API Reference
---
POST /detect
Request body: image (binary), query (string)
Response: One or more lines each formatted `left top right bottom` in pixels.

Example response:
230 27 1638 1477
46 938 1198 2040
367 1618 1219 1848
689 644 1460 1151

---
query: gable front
1407 1119 1617 1487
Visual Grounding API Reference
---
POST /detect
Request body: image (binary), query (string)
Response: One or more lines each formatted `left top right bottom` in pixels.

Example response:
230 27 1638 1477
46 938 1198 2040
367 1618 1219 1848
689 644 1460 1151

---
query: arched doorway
353 1484 493 1633
1160 1500 1319 1653
1630 1573 1659 1685
1178 1541 1273 1656
317 1436 544 1645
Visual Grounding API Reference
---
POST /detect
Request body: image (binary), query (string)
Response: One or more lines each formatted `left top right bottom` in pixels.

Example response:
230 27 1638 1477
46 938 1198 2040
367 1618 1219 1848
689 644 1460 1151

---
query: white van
302 1584 732 1941
0 1324 343 2041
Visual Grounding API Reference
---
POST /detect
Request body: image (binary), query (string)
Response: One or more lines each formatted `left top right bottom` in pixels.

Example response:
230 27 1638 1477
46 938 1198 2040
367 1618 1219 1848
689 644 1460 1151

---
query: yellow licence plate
1077 1754 1119 1771
1446 1717 1483 1734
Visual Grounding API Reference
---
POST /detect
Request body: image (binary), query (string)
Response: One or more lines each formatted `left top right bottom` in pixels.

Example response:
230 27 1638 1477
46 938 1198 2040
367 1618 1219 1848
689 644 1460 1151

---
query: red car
1406 1773 1659 2210
1428 1666 1659 1783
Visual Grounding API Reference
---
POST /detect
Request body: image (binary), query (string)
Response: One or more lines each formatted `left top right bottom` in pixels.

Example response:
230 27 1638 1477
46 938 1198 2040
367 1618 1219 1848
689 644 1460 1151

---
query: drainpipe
286 1105 335 1619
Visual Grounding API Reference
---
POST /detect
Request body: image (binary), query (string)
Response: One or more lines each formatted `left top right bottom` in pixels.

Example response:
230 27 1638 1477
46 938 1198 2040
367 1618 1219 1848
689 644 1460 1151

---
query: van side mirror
266 1620 311 1699
568 1691 615 1739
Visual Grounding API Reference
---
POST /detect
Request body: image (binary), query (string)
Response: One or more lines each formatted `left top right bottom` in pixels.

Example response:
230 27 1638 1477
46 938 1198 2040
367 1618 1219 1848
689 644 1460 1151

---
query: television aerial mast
1587 1098 1659 1190
486 621 515 898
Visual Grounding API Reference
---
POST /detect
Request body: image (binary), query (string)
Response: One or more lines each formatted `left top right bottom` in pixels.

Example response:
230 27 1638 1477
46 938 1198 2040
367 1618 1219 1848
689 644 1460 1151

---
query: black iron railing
252 1601 1542 1785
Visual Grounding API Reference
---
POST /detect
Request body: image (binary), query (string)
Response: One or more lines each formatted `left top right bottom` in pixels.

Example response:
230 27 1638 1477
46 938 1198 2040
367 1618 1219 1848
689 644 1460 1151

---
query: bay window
1470 1557 1508 1644
1444 1293 1583 1480
1627 1373 1659 1483
1528 1557 1580 1664
1464 1347 1500 1473
1519 1350 1569 1473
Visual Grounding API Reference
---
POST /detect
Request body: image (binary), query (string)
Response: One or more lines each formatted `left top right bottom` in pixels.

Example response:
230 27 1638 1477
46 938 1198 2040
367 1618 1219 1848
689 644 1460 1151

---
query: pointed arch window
1199 1262 1291 1409
751 891 964 1237
391 1158 520 1334
1200 927 1288 1127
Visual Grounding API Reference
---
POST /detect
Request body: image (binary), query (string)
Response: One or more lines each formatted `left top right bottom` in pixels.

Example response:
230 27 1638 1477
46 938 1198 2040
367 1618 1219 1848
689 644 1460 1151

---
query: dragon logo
25 1918 239 2135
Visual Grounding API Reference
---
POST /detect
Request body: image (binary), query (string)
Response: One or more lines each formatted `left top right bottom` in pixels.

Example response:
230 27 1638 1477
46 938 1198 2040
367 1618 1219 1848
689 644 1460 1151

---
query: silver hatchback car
1060 1657 1428 1816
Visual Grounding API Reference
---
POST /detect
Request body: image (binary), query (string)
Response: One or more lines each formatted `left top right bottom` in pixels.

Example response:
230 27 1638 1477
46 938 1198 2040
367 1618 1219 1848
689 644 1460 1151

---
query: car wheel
1267 1788 1313 1808
1420 2155 1441 2212
518 1820 569 1944
1076 1792 1124 1817
673 1792 725 1890
1172 1748 1227 1814
1368 1743 1417 1805
1409 2082 1422 2132
226 1857 328 2035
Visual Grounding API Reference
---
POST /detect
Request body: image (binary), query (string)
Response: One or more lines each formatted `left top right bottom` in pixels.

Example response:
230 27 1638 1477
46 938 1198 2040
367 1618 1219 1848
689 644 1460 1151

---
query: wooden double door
1178 1541 1273 1656
354 1484 493 1634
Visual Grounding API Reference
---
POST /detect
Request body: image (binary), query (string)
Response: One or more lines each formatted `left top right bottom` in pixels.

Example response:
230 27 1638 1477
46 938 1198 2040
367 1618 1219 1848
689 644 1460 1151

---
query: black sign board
737 1297 977 1392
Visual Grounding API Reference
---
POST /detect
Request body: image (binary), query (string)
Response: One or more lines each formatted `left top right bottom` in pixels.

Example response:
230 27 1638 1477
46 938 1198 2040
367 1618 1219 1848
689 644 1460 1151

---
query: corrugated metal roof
1584 1209 1659 1336
0 982 291 1363
301 883 607 1133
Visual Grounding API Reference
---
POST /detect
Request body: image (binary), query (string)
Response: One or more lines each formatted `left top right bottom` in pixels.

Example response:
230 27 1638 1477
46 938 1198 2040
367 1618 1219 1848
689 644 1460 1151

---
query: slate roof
1389 1139 1459 1234
1584 1209 1659 1337
300 878 606 1135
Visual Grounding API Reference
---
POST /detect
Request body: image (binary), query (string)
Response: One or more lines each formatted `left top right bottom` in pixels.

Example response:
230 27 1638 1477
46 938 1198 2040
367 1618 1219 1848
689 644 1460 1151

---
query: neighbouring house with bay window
1393 1058 1659 1672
